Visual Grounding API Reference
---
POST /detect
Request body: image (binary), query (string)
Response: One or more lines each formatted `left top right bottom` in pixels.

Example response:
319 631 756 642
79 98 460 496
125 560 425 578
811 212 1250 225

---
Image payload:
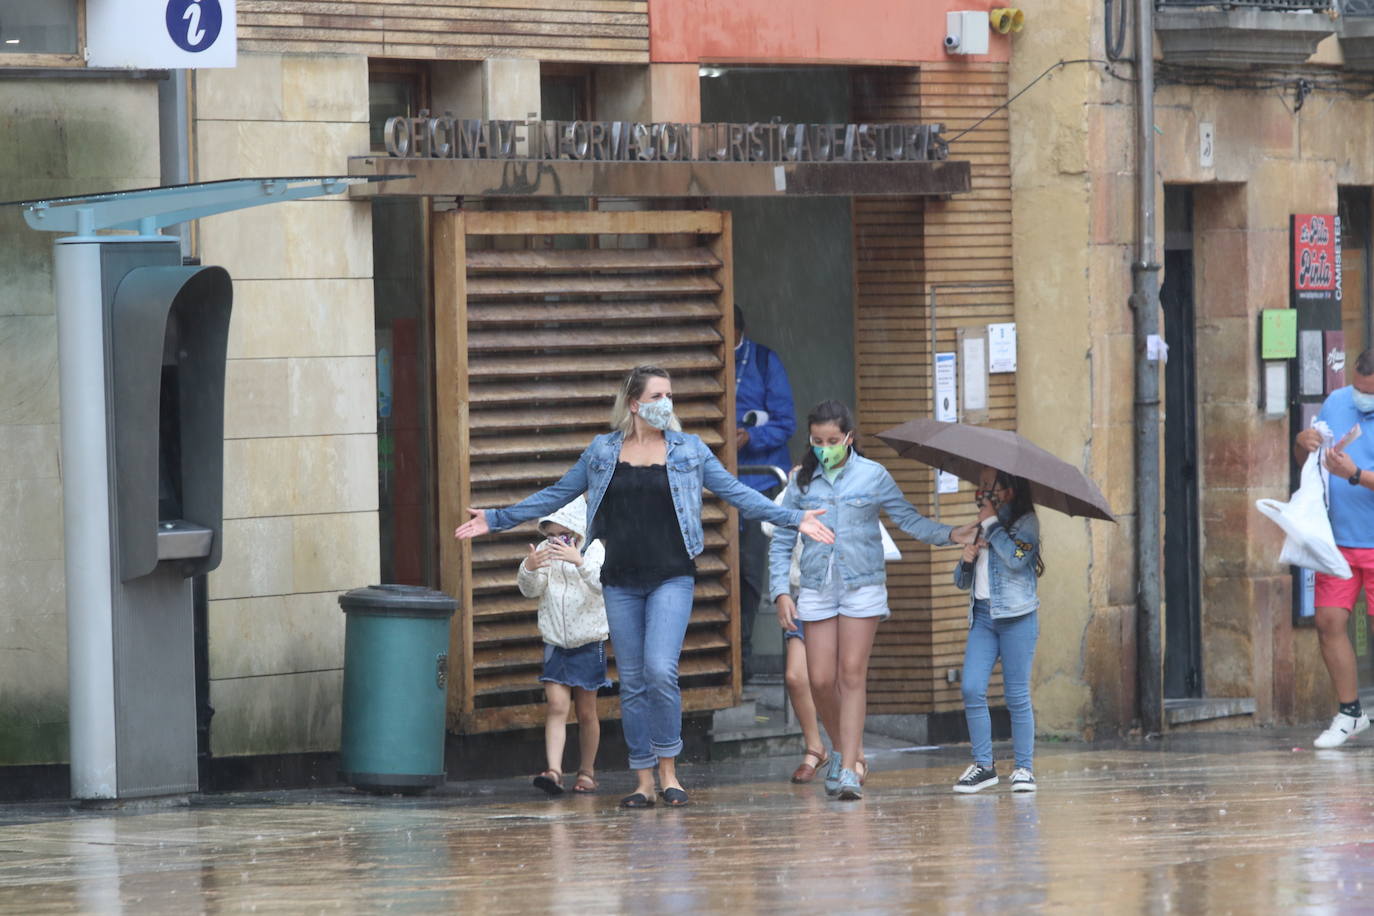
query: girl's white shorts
795 581 890 622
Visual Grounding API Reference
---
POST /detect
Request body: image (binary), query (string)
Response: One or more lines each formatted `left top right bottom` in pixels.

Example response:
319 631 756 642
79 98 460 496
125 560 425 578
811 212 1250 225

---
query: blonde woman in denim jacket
455 366 835 808
951 467 1043 795
771 400 977 800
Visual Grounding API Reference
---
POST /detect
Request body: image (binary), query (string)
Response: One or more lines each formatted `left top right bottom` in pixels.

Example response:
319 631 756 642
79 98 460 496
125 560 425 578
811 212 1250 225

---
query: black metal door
1163 246 1202 698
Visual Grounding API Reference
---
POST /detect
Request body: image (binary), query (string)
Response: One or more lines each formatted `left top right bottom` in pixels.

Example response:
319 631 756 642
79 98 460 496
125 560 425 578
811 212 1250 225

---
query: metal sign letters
383 115 949 164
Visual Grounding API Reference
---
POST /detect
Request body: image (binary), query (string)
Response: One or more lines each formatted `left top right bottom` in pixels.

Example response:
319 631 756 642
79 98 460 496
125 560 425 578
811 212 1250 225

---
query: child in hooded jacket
516 499 610 795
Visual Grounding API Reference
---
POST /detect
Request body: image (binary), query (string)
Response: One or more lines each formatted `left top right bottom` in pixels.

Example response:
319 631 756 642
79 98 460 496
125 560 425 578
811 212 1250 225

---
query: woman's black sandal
620 792 655 809
659 787 689 807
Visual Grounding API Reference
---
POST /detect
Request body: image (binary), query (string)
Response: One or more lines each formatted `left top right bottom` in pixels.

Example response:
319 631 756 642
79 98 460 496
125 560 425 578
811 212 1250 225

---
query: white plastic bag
1255 448 1352 579
763 485 902 589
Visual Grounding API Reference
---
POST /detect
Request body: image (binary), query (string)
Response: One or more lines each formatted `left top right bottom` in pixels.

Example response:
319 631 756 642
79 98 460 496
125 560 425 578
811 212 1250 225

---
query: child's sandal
533 769 564 796
572 770 599 793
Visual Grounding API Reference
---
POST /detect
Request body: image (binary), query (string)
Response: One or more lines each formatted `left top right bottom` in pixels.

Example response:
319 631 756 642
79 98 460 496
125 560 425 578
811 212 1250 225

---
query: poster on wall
1291 213 1338 311
934 352 957 422
988 323 1017 373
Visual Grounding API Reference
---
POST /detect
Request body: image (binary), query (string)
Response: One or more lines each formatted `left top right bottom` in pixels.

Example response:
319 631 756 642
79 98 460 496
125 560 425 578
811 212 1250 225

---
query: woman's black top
599 462 696 588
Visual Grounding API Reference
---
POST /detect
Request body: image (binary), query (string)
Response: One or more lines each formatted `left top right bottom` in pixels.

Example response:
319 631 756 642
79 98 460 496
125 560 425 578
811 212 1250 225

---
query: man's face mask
1354 388 1374 414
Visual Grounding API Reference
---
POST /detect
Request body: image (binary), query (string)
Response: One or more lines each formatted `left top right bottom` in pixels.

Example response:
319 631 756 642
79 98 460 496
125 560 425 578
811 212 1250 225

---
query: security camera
945 11 990 54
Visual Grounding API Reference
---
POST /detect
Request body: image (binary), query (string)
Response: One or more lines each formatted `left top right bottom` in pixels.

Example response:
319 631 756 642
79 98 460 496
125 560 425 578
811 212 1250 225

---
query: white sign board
934 352 957 422
1199 121 1215 169
962 336 987 413
988 323 1017 373
937 471 960 494
87 0 237 69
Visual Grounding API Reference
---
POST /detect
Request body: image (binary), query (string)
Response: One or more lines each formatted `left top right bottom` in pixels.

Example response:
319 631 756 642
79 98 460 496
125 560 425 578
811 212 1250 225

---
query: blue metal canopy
13 175 404 236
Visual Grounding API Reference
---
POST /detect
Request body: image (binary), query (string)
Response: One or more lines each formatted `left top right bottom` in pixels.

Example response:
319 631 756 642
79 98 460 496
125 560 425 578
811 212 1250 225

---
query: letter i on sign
184 0 205 46
166 0 223 53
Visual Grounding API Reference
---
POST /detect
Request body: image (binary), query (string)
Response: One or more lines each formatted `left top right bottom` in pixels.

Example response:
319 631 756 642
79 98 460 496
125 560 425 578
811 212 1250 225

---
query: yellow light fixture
989 8 1025 34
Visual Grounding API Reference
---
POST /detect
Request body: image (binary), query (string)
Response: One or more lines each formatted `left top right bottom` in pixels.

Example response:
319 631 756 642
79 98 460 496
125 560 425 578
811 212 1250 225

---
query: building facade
1015 0 1374 732
27 0 1327 781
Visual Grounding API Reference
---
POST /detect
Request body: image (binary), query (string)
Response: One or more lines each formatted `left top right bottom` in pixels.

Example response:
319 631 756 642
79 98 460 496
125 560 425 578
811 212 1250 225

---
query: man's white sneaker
1009 767 1037 793
1313 712 1370 749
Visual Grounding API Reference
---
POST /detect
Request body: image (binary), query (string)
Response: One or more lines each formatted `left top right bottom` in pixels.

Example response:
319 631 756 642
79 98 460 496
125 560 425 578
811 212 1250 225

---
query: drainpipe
1131 0 1164 735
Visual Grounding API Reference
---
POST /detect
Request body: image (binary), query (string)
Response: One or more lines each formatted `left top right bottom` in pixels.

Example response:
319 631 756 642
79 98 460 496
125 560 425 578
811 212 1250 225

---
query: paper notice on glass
935 352 957 422
1263 361 1287 418
988 323 1017 373
1299 330 1324 396
937 470 960 494
962 337 987 413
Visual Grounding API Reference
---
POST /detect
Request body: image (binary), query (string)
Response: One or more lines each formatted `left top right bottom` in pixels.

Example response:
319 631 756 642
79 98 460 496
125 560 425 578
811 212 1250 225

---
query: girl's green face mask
812 438 851 470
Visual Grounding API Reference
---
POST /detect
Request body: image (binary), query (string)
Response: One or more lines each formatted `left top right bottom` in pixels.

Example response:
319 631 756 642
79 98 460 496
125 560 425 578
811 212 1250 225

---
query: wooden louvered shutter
434 210 741 734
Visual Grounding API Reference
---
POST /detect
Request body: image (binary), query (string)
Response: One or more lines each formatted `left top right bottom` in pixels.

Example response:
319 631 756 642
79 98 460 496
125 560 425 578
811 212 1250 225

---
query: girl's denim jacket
952 506 1041 622
485 430 803 557
768 453 954 601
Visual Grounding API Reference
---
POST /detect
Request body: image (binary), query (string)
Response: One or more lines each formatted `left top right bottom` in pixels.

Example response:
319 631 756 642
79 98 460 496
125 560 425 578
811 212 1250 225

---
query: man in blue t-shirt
1295 348 1374 748
734 305 796 682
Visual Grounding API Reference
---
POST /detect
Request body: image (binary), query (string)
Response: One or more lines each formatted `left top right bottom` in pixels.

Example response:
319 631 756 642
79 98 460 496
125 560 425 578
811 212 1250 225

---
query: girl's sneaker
836 768 863 801
824 753 844 796
953 763 998 794
1010 767 1037 793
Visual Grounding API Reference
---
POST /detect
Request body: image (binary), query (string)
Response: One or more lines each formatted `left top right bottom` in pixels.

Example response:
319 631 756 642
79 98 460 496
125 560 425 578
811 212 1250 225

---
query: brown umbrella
877 419 1116 522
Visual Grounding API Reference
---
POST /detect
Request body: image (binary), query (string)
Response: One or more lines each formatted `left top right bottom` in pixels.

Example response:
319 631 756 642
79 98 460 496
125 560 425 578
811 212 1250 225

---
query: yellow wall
1012 2 1369 732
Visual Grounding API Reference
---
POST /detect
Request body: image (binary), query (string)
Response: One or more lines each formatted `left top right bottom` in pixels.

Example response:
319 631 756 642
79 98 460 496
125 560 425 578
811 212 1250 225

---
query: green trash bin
338 585 457 793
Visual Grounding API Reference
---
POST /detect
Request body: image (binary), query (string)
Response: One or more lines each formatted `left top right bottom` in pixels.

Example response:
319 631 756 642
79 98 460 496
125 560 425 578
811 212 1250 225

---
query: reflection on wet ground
1 732 1373 913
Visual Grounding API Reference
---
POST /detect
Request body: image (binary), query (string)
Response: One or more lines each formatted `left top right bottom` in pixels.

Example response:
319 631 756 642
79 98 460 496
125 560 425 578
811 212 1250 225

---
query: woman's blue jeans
602 576 697 770
962 601 1038 770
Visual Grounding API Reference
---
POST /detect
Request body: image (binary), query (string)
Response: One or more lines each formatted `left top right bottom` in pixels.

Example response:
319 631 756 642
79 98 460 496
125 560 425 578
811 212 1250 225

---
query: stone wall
1150 82 1368 724
1015 0 1367 733
194 53 379 756
0 78 162 765
1008 0 1130 736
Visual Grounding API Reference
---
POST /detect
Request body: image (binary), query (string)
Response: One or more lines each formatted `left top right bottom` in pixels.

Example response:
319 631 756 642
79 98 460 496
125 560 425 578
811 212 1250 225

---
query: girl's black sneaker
953 763 998 794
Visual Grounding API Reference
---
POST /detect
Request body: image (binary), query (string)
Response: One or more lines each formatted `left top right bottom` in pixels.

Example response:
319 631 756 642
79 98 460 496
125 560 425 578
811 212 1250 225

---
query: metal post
55 238 120 798
1132 0 1164 736
157 69 193 257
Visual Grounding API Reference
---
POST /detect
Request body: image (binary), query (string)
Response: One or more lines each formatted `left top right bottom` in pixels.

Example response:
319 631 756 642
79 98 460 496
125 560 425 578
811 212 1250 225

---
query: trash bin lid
338 584 458 617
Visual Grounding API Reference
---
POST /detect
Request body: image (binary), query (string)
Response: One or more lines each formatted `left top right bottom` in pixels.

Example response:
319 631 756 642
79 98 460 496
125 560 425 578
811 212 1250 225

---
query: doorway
1163 185 1203 699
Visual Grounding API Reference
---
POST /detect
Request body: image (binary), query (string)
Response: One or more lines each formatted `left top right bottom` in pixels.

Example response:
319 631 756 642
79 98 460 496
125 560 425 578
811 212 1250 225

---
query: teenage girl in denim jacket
770 400 977 800
951 466 1043 795
455 365 834 808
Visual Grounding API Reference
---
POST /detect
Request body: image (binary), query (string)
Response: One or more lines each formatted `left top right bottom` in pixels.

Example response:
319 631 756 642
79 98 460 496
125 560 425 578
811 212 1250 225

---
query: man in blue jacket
734 305 796 682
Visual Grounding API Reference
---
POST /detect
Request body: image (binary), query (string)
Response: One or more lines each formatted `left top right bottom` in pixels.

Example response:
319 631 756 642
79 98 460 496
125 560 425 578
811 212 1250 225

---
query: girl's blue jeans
962 600 1038 770
602 576 697 770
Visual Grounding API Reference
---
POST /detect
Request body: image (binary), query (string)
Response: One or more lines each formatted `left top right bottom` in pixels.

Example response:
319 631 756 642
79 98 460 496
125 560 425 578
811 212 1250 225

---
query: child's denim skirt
540 641 612 692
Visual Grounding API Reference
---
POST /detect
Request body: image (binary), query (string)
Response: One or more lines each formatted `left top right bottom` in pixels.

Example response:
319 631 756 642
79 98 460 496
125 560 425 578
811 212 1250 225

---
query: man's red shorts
1314 546 1374 612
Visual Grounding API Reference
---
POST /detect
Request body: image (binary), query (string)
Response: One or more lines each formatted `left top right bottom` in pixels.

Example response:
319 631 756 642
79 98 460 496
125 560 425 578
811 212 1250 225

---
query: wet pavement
2 730 1374 914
